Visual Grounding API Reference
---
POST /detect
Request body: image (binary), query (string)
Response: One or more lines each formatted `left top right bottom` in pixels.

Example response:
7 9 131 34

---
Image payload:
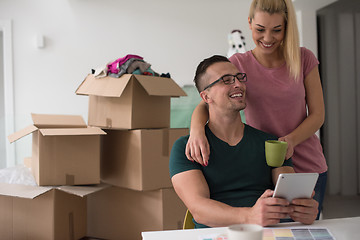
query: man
169 55 318 228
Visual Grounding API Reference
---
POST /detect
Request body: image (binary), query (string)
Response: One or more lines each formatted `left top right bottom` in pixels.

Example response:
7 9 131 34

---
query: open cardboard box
76 74 187 129
101 128 189 191
8 113 106 186
0 182 108 240
87 186 186 240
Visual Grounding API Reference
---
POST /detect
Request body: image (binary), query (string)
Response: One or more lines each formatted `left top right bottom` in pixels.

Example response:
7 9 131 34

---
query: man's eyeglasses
202 72 247 91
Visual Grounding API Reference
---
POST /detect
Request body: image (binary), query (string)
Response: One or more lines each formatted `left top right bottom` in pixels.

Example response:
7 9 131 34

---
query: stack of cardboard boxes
76 73 189 239
2 113 107 240
0 73 189 240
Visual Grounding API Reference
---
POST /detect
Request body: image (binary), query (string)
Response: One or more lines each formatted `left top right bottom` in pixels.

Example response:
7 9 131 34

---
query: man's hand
247 190 293 226
289 191 319 224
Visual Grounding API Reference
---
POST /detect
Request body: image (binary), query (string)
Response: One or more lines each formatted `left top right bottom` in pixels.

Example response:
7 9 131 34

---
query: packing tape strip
66 174 75 185
69 212 74 240
162 129 169 157
106 118 112 128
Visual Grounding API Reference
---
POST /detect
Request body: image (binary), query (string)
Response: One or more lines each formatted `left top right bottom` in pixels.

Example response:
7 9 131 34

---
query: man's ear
200 91 211 104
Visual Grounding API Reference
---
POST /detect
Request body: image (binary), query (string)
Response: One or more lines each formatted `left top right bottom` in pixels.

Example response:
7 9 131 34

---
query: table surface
142 216 360 240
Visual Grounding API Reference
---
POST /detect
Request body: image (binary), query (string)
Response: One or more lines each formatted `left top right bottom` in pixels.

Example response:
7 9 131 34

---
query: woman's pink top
229 47 327 173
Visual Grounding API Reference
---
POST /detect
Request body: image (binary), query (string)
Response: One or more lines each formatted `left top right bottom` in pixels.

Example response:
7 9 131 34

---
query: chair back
182 209 195 229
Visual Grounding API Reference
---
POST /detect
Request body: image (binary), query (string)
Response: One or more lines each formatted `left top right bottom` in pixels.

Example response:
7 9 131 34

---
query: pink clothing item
229 47 328 174
107 54 143 74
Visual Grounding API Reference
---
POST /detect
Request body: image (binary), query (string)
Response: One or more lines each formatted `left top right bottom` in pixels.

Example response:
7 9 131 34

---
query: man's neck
207 109 245 146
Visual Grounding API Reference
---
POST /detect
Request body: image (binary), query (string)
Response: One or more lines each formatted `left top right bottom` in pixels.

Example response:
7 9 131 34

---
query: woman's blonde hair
249 0 300 81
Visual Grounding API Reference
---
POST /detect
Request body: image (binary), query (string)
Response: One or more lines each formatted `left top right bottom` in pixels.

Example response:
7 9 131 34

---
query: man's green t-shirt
169 124 292 228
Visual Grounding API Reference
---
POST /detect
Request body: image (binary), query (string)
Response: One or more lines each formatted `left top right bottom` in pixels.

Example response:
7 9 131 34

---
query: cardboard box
87 186 187 240
23 157 31 168
8 113 106 186
101 128 189 191
75 74 187 129
0 183 107 240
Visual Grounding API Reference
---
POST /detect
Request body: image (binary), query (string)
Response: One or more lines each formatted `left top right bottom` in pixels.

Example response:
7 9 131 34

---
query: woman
185 0 327 219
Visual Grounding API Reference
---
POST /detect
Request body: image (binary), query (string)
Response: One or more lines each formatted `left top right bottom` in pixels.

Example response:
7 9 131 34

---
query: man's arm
172 169 292 227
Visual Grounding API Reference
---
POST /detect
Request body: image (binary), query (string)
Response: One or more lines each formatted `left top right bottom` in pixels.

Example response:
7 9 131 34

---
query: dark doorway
317 0 360 195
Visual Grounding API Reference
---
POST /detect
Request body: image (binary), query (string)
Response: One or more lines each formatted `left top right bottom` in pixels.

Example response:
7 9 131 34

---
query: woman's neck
251 47 285 68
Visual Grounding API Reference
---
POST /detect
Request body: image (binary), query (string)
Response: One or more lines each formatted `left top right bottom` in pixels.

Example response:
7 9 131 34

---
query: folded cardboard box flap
75 74 187 97
31 113 87 128
7 113 91 143
134 75 187 97
7 125 38 143
75 74 131 97
57 183 110 197
0 183 52 199
0 182 109 199
39 127 106 136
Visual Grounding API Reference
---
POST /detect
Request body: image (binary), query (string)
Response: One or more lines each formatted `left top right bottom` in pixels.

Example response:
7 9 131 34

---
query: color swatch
263 228 335 240
199 228 335 240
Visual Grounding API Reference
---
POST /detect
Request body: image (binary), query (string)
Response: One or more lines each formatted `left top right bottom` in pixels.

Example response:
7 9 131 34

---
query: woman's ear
248 17 252 29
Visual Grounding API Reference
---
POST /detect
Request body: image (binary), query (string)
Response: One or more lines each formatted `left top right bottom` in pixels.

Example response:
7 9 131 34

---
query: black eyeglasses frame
202 72 247 91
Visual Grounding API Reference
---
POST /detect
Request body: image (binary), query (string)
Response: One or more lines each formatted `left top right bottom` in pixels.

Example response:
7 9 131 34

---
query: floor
321 194 360 219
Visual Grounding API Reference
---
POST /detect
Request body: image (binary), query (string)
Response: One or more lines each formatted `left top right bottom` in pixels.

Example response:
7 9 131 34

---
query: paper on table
198 233 227 240
198 227 335 240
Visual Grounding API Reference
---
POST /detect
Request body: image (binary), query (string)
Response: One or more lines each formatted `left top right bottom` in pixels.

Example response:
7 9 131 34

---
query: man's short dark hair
194 55 230 92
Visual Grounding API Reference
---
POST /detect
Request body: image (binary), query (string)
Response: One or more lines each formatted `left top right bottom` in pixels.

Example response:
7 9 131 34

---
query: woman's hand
185 129 210 166
278 136 294 160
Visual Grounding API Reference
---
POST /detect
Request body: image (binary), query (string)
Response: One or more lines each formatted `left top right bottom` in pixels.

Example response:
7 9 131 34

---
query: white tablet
273 173 319 202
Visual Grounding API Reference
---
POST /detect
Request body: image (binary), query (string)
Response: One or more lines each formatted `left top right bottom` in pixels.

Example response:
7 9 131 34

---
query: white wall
293 0 338 57
0 0 336 166
0 31 5 168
